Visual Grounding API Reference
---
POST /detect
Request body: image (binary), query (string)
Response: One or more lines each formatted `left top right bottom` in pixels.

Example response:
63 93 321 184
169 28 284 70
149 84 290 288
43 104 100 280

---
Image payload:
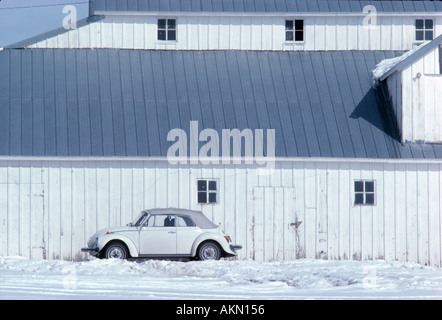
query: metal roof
0 48 441 159
92 0 442 13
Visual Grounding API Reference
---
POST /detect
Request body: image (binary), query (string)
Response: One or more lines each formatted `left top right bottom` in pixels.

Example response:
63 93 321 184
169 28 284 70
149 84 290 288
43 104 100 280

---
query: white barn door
0 182 45 259
252 187 298 262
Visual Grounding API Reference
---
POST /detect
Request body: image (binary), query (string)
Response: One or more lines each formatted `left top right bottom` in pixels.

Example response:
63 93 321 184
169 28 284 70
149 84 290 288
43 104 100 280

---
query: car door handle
168 230 176 234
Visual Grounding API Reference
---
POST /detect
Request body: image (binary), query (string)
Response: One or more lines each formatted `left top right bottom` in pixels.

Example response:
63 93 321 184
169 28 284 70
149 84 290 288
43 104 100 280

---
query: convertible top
146 208 219 229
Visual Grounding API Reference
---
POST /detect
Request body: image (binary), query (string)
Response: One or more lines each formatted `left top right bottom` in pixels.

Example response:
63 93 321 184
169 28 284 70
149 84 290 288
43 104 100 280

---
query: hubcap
201 244 218 260
108 246 125 259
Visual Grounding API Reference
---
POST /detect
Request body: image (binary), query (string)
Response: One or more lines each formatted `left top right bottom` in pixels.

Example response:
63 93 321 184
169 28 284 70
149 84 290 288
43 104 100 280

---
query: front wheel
102 242 128 259
197 241 221 260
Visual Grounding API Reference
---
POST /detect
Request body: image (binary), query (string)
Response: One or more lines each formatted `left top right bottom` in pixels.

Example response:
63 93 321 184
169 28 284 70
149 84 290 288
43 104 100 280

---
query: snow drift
0 256 441 299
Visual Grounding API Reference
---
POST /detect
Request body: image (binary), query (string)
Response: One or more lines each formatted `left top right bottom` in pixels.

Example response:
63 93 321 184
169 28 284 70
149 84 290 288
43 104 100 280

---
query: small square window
415 19 433 42
285 19 304 42
158 18 176 41
197 179 218 205
354 180 376 206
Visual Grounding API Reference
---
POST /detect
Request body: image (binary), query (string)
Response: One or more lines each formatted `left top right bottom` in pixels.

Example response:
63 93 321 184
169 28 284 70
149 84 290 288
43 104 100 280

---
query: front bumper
81 247 99 255
230 244 242 253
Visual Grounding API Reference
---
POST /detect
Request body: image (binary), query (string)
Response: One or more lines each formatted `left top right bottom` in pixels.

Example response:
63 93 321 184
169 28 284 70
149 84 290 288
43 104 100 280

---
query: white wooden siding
28 15 442 51
0 158 441 267
396 45 442 143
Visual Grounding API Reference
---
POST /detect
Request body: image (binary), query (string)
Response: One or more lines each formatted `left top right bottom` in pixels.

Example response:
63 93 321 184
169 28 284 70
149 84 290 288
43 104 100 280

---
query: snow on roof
371 41 430 85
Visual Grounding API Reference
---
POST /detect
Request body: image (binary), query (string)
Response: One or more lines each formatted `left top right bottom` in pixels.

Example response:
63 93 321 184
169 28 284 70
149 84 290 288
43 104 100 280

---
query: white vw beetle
82 208 242 260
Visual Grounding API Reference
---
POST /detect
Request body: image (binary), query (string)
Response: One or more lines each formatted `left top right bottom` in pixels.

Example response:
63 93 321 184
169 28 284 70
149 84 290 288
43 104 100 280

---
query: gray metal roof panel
0 48 441 159
92 0 442 13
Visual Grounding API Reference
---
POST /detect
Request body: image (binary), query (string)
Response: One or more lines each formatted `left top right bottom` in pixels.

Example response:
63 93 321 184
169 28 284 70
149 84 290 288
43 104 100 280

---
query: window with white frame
158 19 176 41
415 19 433 41
285 19 304 42
354 180 375 206
197 179 218 205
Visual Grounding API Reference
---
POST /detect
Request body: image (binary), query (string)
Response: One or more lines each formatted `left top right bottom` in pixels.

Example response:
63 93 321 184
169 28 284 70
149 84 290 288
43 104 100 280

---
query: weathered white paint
28 14 442 51
387 44 442 143
0 159 440 267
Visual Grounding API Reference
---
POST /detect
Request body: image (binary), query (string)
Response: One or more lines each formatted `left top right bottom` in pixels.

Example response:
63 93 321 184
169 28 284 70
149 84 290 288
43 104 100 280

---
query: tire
197 241 221 261
103 242 128 259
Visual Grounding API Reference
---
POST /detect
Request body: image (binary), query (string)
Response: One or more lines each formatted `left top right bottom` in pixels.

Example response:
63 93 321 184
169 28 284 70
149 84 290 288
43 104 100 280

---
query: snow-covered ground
0 256 441 300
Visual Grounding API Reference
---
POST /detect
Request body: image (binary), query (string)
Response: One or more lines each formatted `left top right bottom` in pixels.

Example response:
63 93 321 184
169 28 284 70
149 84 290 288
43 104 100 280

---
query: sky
0 0 89 47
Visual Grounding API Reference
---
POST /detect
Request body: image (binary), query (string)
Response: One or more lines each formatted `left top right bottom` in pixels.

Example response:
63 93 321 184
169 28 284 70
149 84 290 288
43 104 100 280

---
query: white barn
0 0 441 266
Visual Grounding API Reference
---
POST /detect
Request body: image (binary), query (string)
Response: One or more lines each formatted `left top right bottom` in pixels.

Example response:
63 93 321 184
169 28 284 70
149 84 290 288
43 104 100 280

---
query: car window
134 212 148 226
176 215 196 227
146 215 176 227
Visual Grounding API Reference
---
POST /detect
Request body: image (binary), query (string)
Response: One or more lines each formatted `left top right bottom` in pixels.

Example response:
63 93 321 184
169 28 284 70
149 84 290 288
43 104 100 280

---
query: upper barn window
415 19 433 41
354 180 375 206
285 19 304 42
197 179 218 205
158 19 176 41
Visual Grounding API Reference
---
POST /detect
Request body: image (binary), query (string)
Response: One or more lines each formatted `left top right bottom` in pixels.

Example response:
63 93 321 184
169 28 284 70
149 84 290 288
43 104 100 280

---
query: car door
175 215 202 255
139 214 177 256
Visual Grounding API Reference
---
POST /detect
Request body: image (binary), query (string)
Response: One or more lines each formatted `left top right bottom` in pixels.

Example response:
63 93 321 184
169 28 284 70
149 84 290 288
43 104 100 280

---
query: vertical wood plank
252 186 264 262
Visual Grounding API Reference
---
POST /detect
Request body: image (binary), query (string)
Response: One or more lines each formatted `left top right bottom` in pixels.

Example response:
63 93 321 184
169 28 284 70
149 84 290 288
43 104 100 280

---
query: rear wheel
103 242 128 259
197 241 221 261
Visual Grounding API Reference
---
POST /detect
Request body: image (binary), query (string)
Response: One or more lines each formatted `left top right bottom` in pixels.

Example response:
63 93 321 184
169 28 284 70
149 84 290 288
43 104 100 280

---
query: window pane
163 215 175 227
295 20 304 31
354 181 364 192
365 193 375 205
295 31 304 41
415 19 424 29
168 19 176 29
158 19 166 29
208 181 217 191
197 180 207 191
355 193 364 205
176 216 195 227
425 31 433 40
286 31 294 41
158 30 166 40
425 19 433 29
168 30 176 41
198 191 207 204
208 192 217 203
365 181 374 193
285 20 293 30
416 31 424 41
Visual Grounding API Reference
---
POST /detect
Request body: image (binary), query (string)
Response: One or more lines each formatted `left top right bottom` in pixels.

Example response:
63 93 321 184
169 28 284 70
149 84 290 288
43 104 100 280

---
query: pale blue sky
0 0 89 47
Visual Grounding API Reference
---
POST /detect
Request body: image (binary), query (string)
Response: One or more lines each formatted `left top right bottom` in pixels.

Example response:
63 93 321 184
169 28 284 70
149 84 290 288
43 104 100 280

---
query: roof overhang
379 33 442 81
94 10 442 18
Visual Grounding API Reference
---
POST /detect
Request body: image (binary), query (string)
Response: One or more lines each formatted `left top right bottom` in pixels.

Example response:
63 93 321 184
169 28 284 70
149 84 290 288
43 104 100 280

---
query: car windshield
132 211 149 227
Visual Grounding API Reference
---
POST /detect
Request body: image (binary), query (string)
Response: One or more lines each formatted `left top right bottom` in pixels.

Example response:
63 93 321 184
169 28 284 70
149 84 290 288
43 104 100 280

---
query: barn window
354 180 375 206
197 179 218 205
158 19 176 41
285 19 304 42
415 19 433 41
